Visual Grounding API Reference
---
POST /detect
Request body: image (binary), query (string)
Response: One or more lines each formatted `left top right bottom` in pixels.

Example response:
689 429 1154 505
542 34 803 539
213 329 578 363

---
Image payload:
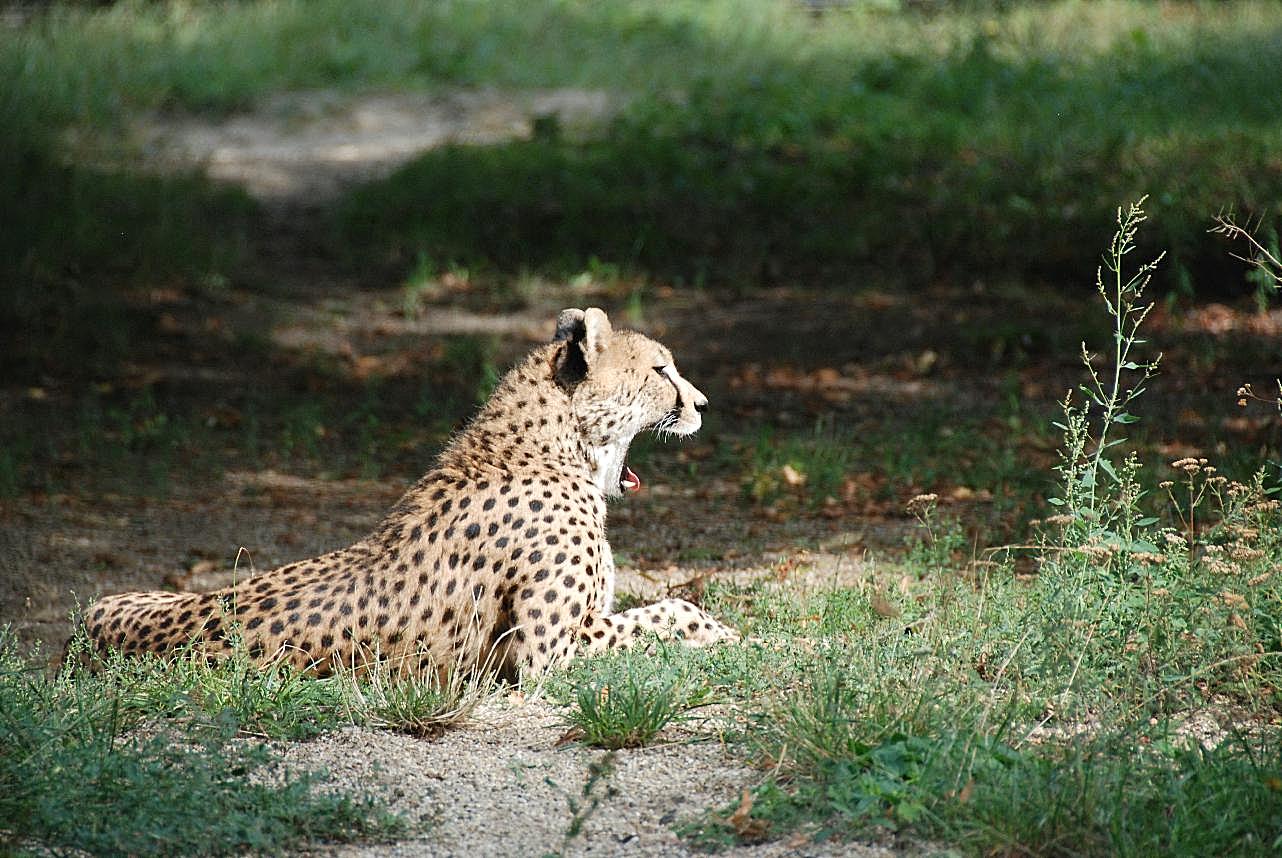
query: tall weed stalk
1039 200 1282 710
1050 197 1163 546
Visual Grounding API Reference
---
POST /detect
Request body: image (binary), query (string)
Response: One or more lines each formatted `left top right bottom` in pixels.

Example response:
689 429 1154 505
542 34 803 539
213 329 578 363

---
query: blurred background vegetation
6 0 1281 314
1 0 1279 499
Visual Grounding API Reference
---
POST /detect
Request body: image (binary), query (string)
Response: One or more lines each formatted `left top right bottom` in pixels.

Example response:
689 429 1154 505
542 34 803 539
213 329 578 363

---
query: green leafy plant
1032 200 1282 706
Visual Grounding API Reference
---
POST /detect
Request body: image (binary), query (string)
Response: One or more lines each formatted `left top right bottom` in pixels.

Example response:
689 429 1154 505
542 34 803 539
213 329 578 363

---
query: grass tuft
341 655 492 740
559 649 711 750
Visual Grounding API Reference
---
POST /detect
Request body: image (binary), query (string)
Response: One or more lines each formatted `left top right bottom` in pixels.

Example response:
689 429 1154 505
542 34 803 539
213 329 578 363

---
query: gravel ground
283 699 907 858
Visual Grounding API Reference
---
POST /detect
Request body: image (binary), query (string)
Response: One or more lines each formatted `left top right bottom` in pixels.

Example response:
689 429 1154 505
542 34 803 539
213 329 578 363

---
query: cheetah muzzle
75 307 740 678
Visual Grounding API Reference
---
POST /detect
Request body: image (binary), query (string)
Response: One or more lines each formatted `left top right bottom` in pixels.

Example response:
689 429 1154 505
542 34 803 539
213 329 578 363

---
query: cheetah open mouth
620 464 641 493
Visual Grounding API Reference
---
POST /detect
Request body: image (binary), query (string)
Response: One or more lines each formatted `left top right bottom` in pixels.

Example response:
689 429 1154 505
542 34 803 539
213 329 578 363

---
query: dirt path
132 88 613 204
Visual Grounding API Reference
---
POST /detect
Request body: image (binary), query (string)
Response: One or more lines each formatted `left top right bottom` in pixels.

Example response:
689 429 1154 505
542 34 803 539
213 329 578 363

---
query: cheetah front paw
696 619 740 646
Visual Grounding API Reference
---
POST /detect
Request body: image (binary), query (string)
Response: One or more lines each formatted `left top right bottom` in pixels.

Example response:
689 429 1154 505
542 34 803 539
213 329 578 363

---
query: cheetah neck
584 436 633 498
441 347 626 493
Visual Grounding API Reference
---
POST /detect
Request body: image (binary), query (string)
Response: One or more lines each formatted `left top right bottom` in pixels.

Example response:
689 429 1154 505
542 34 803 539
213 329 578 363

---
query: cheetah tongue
620 465 642 493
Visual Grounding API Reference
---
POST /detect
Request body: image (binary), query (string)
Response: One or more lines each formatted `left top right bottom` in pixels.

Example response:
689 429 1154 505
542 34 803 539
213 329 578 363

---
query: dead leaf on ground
784 830 812 849
667 570 712 604
157 312 183 335
726 787 770 840
949 485 993 502
870 592 900 618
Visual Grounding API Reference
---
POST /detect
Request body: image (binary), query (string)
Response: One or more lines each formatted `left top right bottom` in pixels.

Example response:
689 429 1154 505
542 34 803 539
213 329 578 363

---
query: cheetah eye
652 365 667 376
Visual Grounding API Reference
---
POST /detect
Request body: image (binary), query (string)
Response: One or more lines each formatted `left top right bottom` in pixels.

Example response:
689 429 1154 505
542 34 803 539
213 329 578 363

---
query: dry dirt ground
285 698 914 858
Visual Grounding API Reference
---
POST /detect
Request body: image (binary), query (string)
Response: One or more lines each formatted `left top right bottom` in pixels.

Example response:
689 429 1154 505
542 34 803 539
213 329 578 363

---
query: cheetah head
553 307 708 498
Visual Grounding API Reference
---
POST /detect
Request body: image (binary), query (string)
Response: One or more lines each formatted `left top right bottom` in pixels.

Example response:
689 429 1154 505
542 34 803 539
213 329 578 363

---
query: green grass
336 0 1282 289
0 634 406 856
556 648 711 749
687 657 1282 855
59 623 490 739
669 506 1282 853
5 0 1282 297
0 621 514 855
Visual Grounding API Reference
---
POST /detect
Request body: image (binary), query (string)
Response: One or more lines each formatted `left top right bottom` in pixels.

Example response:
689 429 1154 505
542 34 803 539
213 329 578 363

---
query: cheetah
76 307 738 678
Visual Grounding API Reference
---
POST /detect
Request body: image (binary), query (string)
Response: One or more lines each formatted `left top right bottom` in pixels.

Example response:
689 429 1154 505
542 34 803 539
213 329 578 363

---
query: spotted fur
75 308 738 678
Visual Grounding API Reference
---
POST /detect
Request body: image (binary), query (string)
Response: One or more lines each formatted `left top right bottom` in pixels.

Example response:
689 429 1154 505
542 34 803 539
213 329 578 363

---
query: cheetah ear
553 308 586 344
581 307 613 359
553 307 612 357
552 308 588 387
551 307 612 387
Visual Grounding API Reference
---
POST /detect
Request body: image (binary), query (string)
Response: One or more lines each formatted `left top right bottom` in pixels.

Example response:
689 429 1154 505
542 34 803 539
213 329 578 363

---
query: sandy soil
282 699 910 858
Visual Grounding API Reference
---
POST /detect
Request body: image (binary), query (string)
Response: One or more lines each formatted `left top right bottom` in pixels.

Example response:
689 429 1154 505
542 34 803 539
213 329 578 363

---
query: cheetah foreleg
578 598 739 655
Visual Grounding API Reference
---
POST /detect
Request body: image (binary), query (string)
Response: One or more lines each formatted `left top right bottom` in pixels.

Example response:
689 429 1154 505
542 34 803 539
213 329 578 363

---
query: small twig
1211 213 1282 286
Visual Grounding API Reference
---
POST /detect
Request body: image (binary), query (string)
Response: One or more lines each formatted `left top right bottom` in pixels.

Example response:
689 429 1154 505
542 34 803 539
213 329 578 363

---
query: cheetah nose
694 395 708 413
